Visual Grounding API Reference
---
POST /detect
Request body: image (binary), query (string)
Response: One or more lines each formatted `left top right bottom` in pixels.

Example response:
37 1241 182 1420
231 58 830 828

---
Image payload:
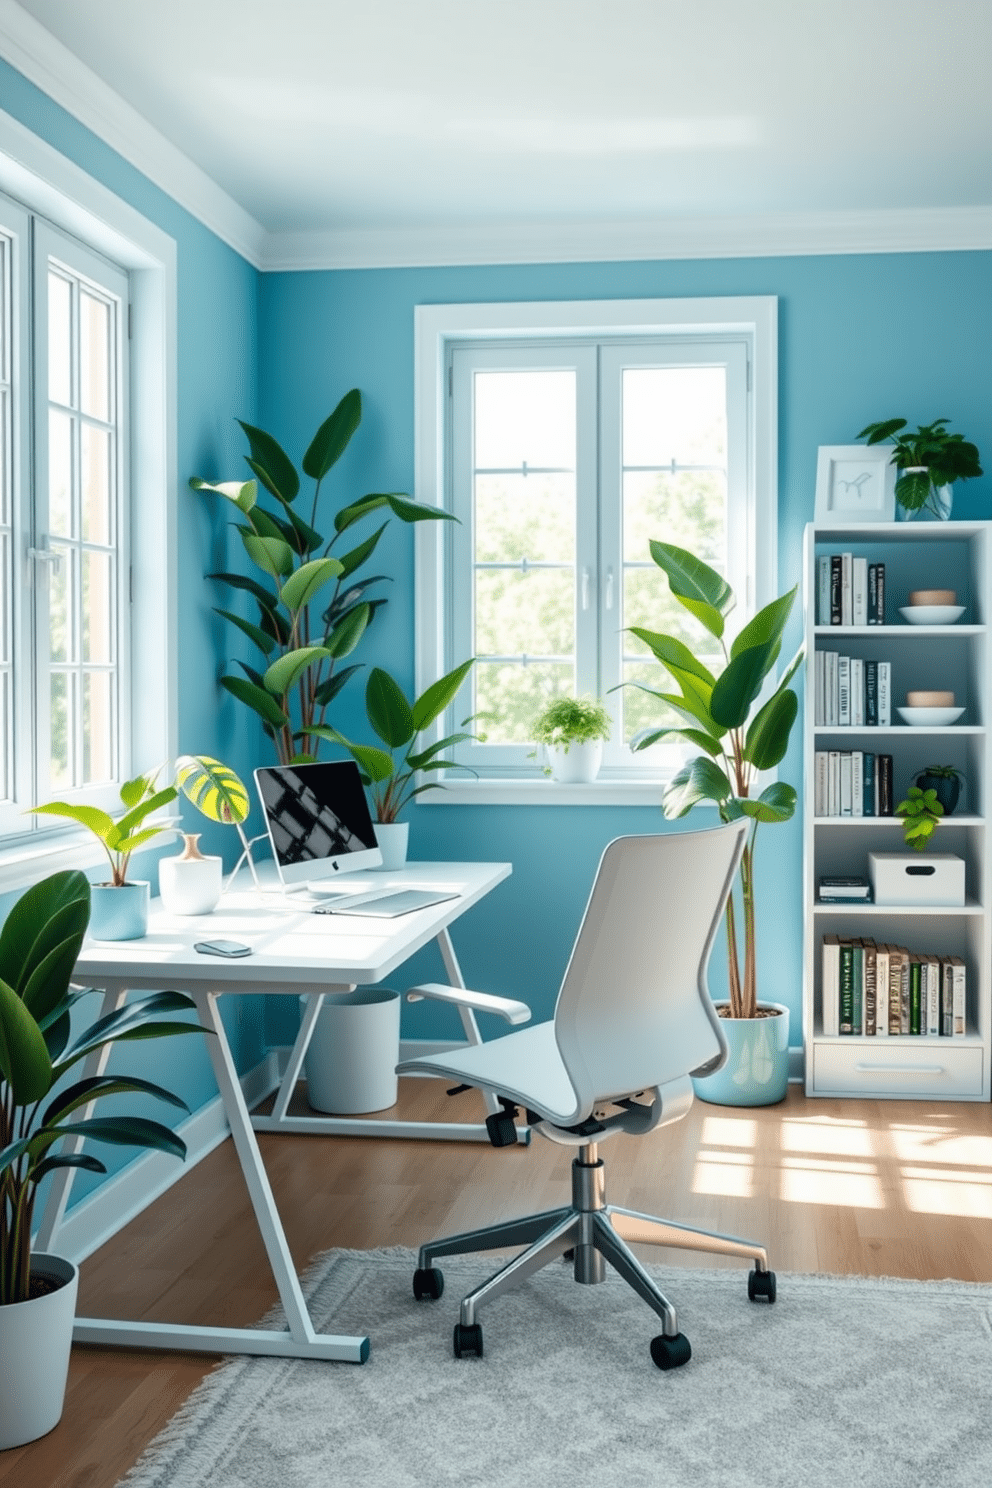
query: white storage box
868 852 966 907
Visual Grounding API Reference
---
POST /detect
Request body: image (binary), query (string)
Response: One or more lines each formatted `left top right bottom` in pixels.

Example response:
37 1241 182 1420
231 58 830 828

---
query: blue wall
0 59 264 1199
258 252 992 1046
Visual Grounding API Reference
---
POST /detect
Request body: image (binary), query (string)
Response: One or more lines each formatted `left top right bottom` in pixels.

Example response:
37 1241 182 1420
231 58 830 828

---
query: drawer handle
854 1062 945 1074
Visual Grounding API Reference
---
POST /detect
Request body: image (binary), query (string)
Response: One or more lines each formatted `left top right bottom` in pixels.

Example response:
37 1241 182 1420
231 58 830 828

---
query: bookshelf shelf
803 521 992 1102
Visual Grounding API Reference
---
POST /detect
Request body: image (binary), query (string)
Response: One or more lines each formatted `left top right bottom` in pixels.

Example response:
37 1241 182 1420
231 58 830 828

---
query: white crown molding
262 205 992 272
0 0 265 266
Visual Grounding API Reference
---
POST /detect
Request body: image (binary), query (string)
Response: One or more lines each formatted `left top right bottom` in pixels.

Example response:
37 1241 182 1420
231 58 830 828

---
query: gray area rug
118 1246 992 1488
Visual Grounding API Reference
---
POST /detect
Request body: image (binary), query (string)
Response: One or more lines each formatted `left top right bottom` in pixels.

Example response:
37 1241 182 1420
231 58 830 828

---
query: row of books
814 653 891 726
814 751 894 816
821 935 967 1037
816 554 886 627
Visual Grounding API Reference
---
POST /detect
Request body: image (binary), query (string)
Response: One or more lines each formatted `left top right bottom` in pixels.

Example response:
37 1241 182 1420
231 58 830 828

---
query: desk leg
73 986 369 1363
436 925 501 1120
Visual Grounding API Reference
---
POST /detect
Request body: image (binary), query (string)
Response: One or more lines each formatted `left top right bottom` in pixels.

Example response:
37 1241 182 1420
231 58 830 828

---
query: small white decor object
897 706 965 726
868 852 965 907
899 605 965 625
545 739 603 784
0 1254 78 1449
159 833 223 915
373 821 409 870
303 989 401 1113
814 445 897 524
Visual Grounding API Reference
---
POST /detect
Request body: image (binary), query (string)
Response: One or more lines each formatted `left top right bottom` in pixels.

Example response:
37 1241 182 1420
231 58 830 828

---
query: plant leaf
263 646 334 699
241 532 295 579
730 586 797 660
627 628 716 686
213 608 276 656
743 688 799 770
237 420 300 503
175 755 251 825
710 642 776 729
411 658 474 732
313 663 362 708
207 571 281 616
384 494 457 524
0 975 54 1103
662 757 732 818
189 477 257 513
42 1074 189 1129
220 675 289 729
280 558 344 614
648 541 735 638
336 522 388 578
737 782 797 823
53 1116 188 1160
302 389 362 480
365 669 415 748
325 602 371 658
0 871 90 996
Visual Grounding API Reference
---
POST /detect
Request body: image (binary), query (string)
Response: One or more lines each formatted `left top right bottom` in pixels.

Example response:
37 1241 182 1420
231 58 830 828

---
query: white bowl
896 705 965 727
899 605 965 626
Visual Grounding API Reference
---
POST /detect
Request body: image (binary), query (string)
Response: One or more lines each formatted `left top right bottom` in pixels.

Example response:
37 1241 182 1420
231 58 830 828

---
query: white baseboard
48 1051 283 1265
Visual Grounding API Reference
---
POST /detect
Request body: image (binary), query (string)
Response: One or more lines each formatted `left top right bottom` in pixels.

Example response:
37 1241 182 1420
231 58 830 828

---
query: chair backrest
552 821 747 1109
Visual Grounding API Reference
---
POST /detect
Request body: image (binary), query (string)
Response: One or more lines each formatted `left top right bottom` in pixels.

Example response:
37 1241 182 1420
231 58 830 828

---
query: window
0 120 175 882
415 298 777 797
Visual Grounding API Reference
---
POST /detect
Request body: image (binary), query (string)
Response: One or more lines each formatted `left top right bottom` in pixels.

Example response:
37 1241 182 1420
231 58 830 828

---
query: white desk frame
37 861 512 1364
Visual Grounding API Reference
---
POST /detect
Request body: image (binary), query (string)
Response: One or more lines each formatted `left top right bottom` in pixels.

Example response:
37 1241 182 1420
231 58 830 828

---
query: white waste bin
302 989 401 1114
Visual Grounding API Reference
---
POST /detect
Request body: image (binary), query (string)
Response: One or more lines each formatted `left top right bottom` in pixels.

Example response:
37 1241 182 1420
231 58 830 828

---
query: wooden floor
6 1079 992 1487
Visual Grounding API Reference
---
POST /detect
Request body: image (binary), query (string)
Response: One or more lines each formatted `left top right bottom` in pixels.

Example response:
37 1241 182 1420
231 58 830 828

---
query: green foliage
531 697 612 748
1 872 202 1305
29 771 178 887
896 785 944 850
857 418 983 514
324 661 475 823
622 541 804 1020
191 389 455 763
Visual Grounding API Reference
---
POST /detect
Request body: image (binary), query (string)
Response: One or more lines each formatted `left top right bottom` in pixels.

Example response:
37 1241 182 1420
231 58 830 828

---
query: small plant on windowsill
531 696 611 783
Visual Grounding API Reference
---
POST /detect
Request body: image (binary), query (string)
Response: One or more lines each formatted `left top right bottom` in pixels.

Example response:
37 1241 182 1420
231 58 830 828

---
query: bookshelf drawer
812 1041 984 1097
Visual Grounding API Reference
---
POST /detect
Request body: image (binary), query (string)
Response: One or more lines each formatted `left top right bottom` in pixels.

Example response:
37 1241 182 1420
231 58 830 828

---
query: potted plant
326 660 475 869
165 755 262 912
856 417 983 520
531 696 611 783
29 771 178 940
190 389 455 764
895 785 945 850
624 541 803 1105
914 763 964 816
0 871 203 1448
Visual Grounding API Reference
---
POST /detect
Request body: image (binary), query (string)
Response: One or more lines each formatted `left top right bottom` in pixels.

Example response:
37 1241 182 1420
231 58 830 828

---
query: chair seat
397 1022 584 1126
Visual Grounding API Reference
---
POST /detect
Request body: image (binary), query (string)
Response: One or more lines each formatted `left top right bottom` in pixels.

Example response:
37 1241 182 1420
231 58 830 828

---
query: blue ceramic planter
88 881 150 940
692 1002 790 1106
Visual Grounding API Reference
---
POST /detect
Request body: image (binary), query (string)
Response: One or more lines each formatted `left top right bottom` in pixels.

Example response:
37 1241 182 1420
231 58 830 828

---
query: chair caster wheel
562 1248 575 1262
453 1322 483 1358
650 1332 691 1371
748 1268 776 1302
413 1267 444 1301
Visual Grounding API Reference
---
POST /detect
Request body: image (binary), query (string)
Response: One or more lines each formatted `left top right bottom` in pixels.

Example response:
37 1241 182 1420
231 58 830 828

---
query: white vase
0 1253 78 1449
374 821 409 870
159 833 223 915
545 740 603 784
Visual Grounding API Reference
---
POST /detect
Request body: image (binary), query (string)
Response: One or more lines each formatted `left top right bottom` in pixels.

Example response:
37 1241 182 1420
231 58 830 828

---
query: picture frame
814 445 897 524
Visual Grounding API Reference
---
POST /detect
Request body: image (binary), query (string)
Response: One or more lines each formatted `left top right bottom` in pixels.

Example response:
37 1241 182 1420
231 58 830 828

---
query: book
909 956 922 1036
852 557 868 626
864 660 878 725
830 555 842 625
850 658 864 726
818 556 831 626
851 749 863 815
825 652 838 726
874 944 890 1036
925 957 940 1036
888 946 903 1035
814 650 825 724
828 750 841 816
814 751 828 815
839 942 855 1035
852 941 864 1035
878 754 894 815
867 563 880 624
864 941 877 1035
878 661 891 726
941 957 955 1036
862 752 876 816
900 953 911 1034
951 957 966 1035
841 552 853 626
818 876 870 898
839 751 852 815
821 933 840 1037
838 655 850 726
874 563 886 623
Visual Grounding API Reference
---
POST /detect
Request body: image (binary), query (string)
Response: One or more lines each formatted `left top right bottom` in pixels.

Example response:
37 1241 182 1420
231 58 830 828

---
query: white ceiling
4 0 992 267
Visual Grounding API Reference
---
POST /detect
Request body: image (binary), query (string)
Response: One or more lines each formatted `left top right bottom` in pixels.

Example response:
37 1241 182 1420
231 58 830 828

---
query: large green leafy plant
329 662 475 823
856 417 983 516
191 390 453 764
1 872 202 1305
626 542 803 1020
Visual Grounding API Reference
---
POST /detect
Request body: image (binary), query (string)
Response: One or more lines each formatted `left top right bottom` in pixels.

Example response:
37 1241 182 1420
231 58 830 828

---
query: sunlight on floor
691 1150 754 1197
901 1169 992 1217
780 1118 874 1157
700 1117 757 1148
890 1125 992 1167
781 1156 884 1208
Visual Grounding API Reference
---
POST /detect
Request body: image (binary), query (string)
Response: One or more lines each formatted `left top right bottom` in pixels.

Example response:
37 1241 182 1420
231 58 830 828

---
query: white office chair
397 822 776 1370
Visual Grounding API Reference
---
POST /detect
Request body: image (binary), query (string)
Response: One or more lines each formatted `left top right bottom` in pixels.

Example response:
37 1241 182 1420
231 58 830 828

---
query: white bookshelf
802 521 991 1101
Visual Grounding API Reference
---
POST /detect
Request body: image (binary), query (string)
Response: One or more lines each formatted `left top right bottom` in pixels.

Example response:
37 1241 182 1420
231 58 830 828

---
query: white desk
39 860 511 1365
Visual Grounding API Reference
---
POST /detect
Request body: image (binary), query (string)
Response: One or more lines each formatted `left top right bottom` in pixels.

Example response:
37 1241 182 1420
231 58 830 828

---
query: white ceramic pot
88 880 150 940
373 821 409 870
546 740 603 784
0 1253 78 1449
159 833 223 915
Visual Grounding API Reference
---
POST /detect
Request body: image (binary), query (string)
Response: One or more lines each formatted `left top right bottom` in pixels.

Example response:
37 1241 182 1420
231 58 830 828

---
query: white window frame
415 297 778 804
0 108 177 888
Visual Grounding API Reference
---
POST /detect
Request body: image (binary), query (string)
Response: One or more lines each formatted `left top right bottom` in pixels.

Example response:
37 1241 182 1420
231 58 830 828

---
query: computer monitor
254 760 383 887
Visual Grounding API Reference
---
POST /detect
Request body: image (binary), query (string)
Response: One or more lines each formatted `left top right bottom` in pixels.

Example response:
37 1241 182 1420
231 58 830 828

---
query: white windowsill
0 822 179 897
416 777 686 807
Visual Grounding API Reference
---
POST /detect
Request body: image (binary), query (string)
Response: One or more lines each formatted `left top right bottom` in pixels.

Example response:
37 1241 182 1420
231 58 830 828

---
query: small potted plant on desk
323 660 476 869
0 871 203 1448
856 417 983 520
531 696 612 783
622 541 803 1106
29 770 178 939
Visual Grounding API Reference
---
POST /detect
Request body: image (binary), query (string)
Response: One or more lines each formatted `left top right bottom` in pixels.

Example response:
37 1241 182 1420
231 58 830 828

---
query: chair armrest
406 982 532 1025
